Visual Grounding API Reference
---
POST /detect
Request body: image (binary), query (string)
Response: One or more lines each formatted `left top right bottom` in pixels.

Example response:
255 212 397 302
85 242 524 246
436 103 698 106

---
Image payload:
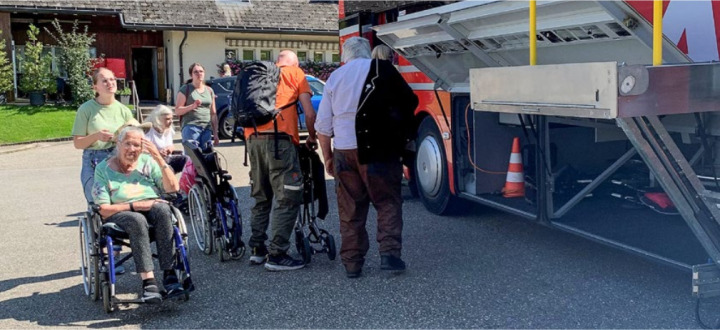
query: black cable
696 297 720 329
695 113 719 189
526 115 553 178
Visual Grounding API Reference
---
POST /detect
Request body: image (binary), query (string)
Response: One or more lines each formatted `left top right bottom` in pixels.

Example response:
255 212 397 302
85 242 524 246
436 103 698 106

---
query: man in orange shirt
245 50 317 271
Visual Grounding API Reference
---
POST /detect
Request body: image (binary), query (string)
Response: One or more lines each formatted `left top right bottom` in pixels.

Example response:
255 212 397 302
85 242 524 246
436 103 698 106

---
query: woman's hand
132 199 168 212
141 139 162 159
193 99 202 109
96 130 114 143
158 148 170 158
213 135 220 146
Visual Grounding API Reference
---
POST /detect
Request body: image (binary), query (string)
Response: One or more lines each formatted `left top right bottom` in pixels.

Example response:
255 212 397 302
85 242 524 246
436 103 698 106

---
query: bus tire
414 116 456 215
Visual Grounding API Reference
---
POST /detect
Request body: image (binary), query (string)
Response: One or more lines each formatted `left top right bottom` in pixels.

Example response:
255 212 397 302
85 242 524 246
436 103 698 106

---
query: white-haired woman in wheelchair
145 105 188 173
92 125 182 303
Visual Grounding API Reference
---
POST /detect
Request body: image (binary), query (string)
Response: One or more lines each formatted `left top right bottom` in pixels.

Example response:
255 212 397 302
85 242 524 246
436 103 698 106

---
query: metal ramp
375 0 720 300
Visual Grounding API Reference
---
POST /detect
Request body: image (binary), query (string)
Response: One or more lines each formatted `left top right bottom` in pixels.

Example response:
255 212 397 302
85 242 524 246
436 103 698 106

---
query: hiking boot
345 267 362 279
264 253 304 271
380 255 406 272
249 245 268 265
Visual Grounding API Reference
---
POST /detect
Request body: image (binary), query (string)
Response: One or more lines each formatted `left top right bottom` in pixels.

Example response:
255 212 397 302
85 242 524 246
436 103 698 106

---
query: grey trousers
247 136 303 255
105 202 175 273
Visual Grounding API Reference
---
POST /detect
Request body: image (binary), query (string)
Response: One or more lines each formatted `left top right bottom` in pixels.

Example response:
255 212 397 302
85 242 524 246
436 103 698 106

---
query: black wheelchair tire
301 236 312 264
87 213 101 302
102 281 113 313
324 234 337 261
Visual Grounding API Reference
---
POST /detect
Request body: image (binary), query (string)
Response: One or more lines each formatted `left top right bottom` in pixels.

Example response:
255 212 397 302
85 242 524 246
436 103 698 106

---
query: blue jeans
181 124 213 151
81 148 113 203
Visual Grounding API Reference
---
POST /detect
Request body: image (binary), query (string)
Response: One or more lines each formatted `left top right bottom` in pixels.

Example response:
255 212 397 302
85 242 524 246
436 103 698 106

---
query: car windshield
309 80 324 96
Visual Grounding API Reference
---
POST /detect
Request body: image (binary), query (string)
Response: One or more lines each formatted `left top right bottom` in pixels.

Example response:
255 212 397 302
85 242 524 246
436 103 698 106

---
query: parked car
207 74 325 139
205 76 236 139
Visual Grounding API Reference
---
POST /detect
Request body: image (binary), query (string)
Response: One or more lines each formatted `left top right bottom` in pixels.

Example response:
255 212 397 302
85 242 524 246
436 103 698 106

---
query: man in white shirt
315 37 418 278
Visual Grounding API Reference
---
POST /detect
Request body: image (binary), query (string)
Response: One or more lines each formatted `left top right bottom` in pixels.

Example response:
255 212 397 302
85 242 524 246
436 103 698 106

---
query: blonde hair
222 63 231 75
371 45 393 61
146 105 174 131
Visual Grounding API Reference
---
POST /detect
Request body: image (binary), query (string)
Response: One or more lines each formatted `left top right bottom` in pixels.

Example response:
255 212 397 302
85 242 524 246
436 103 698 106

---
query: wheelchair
78 197 193 313
294 143 337 263
183 141 246 261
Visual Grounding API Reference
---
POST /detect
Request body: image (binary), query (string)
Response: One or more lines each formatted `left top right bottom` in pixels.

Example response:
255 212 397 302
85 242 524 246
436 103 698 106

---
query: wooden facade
9 14 164 100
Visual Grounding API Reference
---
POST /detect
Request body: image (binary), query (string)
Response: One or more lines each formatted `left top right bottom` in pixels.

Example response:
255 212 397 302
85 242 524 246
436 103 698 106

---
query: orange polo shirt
244 66 312 145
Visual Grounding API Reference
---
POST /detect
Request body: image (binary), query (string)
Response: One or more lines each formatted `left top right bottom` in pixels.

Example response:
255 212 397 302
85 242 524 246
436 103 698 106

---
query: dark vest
355 59 419 164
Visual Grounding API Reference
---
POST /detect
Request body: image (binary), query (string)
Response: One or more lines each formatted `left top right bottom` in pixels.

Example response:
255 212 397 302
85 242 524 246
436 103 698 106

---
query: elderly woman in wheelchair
81 125 192 311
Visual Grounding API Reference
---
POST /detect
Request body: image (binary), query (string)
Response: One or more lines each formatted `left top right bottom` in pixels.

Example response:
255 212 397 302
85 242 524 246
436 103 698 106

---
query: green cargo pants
247 135 303 255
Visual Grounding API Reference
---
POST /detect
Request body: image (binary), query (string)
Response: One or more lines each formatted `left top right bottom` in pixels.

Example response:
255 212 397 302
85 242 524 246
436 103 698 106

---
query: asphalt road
0 139 706 328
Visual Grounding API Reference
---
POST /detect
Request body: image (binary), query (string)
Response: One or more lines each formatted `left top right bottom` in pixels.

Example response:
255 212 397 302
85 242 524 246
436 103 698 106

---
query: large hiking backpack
232 61 295 128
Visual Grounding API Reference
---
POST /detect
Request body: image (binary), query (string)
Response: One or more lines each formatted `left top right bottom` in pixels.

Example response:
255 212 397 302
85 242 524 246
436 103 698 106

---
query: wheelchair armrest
160 192 179 201
221 173 232 181
88 203 101 213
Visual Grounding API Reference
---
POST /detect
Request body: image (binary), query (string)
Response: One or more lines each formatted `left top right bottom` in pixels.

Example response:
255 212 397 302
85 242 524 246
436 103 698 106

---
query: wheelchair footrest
693 263 720 298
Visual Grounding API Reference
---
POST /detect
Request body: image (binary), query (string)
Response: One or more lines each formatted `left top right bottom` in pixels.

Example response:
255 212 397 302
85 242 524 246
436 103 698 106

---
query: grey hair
371 45 393 60
146 105 174 130
114 125 144 154
341 37 371 63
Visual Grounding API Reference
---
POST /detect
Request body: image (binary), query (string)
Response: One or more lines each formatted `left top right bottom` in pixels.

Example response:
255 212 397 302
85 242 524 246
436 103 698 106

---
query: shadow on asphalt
44 218 79 227
0 270 78 293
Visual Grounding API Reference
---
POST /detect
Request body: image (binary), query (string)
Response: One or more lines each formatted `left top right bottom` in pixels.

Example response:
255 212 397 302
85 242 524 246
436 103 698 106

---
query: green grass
0 105 77 144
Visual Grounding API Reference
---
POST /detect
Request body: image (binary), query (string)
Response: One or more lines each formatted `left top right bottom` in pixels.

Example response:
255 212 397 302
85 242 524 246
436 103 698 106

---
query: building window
242 50 254 61
297 51 308 62
314 52 324 62
225 49 237 60
331 53 340 63
260 49 272 61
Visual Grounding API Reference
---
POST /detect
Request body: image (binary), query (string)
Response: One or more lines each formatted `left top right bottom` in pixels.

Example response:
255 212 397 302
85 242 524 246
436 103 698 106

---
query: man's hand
305 135 317 150
324 156 335 177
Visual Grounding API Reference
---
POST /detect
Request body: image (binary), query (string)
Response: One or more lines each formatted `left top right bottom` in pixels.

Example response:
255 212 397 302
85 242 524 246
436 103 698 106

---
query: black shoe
345 267 362 278
380 255 406 272
264 253 304 271
142 281 162 304
163 272 184 296
249 245 268 265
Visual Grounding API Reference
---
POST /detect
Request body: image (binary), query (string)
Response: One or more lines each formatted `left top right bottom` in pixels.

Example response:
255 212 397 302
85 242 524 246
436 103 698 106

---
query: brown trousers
333 149 403 270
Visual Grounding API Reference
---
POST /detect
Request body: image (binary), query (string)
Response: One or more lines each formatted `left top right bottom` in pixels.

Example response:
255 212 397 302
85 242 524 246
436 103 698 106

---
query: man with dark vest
315 37 419 278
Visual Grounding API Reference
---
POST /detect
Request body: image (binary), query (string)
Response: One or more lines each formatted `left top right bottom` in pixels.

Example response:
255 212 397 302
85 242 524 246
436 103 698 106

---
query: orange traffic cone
503 137 525 198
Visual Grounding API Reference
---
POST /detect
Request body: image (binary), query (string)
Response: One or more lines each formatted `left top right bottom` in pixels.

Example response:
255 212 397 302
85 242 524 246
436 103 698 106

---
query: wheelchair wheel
217 237 229 262
79 217 92 297
101 281 113 313
173 229 193 301
189 185 213 255
85 213 101 301
323 233 337 261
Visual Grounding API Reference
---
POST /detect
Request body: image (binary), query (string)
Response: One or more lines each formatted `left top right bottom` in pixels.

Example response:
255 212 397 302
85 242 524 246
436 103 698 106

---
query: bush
45 19 97 106
217 59 339 81
116 86 131 96
0 30 13 96
19 25 56 94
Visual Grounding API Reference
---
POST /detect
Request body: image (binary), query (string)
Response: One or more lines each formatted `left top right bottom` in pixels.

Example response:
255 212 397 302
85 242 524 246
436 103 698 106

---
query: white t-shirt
145 127 175 151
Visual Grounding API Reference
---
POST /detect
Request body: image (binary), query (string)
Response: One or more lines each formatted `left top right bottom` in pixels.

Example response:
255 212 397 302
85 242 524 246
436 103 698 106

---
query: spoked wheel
322 232 337 261
79 217 91 297
188 185 213 255
101 281 113 313
86 213 101 301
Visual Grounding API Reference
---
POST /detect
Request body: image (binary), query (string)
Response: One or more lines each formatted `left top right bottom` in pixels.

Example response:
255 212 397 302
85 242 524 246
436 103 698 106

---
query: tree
0 30 13 101
45 19 97 106
18 24 56 94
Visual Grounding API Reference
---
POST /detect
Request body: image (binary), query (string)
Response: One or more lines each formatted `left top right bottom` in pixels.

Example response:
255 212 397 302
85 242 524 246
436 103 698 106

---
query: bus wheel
415 116 455 215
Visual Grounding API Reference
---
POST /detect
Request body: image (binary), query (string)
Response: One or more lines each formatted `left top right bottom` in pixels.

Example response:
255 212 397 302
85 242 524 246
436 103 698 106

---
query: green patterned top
92 153 164 205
